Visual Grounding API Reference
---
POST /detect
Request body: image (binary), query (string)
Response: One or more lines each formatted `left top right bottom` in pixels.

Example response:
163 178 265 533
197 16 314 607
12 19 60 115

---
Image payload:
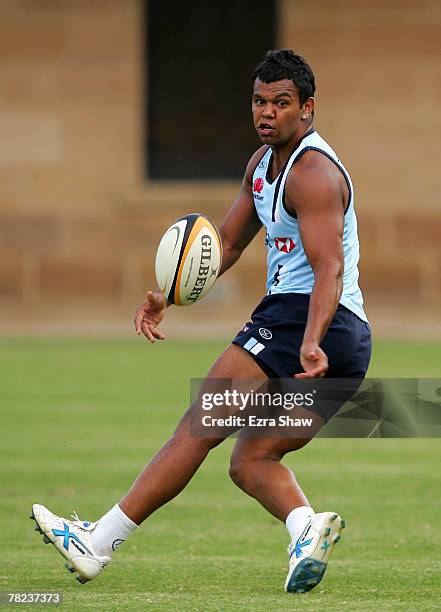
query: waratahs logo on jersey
274 237 295 253
253 177 264 193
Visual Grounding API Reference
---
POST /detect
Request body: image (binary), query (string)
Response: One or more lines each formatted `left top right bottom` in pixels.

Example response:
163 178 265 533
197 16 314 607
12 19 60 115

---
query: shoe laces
70 510 94 532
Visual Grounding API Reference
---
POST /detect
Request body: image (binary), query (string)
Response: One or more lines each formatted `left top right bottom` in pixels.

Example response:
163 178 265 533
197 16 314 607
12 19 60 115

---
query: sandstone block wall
0 0 439 326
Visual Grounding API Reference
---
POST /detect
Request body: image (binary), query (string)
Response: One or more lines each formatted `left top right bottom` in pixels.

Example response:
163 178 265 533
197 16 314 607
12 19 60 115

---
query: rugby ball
155 213 222 306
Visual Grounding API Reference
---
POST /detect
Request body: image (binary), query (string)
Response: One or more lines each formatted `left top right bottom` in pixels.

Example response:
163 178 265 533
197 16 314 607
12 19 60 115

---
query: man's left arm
285 153 345 378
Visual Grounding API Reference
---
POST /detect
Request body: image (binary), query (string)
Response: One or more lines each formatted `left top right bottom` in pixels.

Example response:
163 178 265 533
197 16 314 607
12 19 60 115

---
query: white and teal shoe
285 511 345 594
30 504 110 584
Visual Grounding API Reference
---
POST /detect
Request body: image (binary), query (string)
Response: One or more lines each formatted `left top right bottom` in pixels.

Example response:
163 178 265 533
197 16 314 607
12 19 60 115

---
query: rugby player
32 50 371 594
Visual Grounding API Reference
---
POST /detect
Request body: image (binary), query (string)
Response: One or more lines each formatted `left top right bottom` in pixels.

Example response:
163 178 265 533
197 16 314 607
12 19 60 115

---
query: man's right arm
218 147 266 277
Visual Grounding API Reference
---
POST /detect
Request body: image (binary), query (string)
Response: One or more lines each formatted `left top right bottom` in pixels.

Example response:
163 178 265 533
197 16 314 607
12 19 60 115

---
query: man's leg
119 343 267 524
32 344 267 582
228 413 323 522
229 416 344 594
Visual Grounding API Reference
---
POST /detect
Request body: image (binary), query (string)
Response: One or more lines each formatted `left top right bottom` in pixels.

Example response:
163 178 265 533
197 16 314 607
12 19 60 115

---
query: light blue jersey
251 129 367 322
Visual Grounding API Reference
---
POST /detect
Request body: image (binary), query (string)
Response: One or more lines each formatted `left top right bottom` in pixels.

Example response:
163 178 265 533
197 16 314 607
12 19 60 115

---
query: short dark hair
252 49 315 105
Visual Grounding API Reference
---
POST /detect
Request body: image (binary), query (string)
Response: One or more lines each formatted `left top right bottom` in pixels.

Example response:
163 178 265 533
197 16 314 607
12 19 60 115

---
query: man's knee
228 456 246 488
229 449 278 490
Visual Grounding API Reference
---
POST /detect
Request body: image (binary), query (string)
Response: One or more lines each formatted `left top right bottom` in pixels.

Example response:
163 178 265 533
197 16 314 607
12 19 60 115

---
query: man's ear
301 97 315 120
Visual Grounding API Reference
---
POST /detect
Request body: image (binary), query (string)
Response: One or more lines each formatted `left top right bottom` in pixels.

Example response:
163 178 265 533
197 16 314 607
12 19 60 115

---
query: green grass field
1 338 441 611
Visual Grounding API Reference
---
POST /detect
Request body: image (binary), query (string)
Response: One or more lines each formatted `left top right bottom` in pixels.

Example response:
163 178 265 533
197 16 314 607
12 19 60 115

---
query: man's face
252 78 305 147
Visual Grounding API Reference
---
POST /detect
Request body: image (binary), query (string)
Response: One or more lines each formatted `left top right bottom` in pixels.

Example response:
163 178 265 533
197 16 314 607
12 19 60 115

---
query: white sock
285 505 315 541
91 504 137 557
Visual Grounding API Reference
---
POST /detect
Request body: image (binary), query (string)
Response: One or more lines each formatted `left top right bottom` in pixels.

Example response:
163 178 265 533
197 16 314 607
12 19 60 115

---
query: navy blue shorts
232 293 372 421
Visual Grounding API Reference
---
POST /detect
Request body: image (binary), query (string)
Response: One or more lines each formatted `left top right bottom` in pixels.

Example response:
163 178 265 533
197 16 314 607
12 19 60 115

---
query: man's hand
295 342 328 379
134 290 167 343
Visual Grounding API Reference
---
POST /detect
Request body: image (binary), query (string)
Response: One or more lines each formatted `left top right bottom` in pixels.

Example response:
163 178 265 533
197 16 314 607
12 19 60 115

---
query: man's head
252 50 315 147
252 50 315 105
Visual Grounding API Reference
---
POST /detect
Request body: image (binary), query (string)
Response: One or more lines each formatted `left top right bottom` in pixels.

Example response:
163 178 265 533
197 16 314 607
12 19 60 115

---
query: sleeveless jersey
251 129 368 322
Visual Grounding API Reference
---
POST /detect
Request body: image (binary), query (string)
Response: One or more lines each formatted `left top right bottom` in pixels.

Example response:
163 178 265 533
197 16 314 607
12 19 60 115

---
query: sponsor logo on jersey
253 177 264 193
274 237 295 253
258 160 267 169
259 328 272 340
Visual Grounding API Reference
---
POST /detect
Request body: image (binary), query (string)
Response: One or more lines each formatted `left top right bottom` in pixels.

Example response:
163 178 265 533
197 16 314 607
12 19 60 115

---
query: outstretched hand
294 342 328 379
134 290 168 343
